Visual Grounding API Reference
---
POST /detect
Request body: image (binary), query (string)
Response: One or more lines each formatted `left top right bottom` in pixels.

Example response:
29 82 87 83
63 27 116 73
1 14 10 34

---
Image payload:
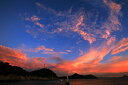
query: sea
0 78 128 85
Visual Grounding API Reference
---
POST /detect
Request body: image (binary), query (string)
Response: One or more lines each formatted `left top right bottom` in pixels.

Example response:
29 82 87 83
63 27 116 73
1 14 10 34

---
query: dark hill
0 61 58 80
121 75 128 79
0 61 28 76
30 68 57 78
60 73 98 79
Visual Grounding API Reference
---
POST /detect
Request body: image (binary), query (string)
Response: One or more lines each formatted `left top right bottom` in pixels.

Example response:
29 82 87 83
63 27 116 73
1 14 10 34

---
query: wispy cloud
36 45 54 52
42 51 68 56
35 2 63 16
101 0 122 39
111 38 128 55
66 50 72 52
16 45 68 57
0 36 128 76
108 56 123 62
25 0 122 45
26 15 40 21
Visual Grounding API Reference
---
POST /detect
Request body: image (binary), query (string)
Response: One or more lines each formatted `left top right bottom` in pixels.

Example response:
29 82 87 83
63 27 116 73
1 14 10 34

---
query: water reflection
0 79 128 85
70 79 128 85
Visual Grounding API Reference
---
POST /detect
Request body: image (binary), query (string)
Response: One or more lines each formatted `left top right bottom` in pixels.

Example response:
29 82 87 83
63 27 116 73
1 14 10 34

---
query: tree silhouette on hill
0 61 28 76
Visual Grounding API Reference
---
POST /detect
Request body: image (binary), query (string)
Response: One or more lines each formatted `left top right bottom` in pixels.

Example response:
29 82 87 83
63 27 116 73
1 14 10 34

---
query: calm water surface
0 79 128 85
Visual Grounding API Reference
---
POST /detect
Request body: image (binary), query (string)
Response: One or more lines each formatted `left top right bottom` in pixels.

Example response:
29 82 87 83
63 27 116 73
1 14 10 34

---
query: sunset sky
0 0 128 77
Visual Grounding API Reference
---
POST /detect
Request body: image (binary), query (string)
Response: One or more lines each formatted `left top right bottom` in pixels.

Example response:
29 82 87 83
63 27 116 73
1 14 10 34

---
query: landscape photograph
0 0 128 85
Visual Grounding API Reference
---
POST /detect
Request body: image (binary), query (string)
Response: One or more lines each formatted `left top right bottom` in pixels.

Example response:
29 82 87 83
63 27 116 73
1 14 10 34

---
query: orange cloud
0 45 49 70
54 55 128 76
73 37 115 66
1 45 128 76
112 47 128 55
52 37 117 75
0 45 30 69
0 45 28 61
100 57 128 73
112 38 128 55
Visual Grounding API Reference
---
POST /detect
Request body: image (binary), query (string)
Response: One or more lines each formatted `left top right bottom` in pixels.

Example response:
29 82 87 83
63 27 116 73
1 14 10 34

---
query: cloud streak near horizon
0 0 128 77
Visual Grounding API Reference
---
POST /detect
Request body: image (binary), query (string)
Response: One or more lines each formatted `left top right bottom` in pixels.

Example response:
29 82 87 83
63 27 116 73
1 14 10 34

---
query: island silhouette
60 73 97 79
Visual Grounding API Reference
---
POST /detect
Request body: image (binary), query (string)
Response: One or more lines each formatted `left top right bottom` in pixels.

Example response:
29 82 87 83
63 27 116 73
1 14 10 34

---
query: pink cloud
66 50 72 52
36 45 54 52
72 28 96 44
75 15 84 28
102 0 122 31
26 15 40 22
16 45 68 57
35 2 62 16
26 29 39 38
34 22 44 28
16 45 54 52
42 51 68 56
108 56 123 62
78 49 84 56
103 0 121 13
109 1 121 13
101 30 111 39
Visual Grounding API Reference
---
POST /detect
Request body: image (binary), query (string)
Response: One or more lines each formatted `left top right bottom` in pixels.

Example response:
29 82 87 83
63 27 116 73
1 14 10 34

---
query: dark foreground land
0 61 58 80
0 78 128 85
